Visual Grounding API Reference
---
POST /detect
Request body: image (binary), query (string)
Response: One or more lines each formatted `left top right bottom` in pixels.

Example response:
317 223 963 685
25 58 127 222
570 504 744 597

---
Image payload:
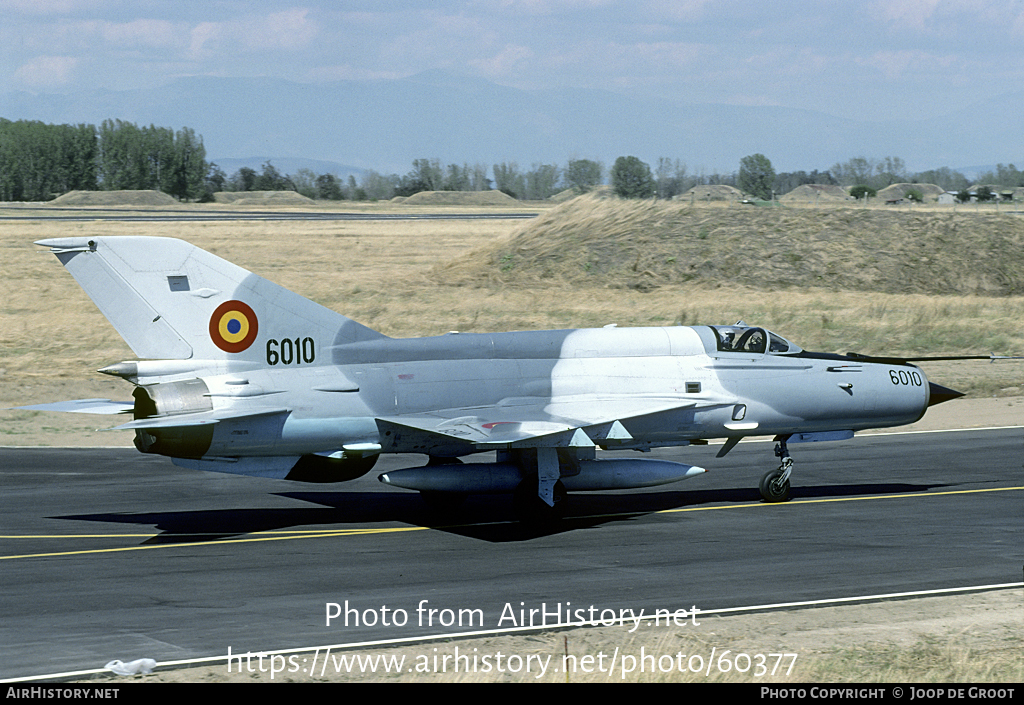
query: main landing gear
511 447 575 525
759 435 792 503
513 476 568 525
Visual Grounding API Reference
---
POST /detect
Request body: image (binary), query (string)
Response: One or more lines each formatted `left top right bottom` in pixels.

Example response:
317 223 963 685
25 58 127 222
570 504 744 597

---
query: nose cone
928 382 965 407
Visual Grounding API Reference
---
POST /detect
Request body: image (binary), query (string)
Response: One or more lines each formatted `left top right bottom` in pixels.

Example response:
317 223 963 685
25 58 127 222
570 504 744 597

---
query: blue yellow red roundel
209 300 258 353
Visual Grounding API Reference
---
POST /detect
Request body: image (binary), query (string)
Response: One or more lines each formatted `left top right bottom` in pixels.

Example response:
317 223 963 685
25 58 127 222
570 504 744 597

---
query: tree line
221 156 745 202
0 118 208 201
4 117 1021 203
249 154 1011 203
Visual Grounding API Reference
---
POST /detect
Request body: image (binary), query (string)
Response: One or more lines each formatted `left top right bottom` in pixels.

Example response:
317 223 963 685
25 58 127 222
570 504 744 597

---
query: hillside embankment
437 195 1024 296
48 189 180 206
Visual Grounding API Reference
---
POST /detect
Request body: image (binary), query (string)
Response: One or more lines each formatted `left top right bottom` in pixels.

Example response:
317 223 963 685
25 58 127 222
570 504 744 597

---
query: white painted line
4 581 1020 683
0 445 135 450
695 582 1024 615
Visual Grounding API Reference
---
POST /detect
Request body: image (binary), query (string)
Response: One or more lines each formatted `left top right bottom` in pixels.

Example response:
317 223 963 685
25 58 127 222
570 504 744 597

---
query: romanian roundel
209 300 259 353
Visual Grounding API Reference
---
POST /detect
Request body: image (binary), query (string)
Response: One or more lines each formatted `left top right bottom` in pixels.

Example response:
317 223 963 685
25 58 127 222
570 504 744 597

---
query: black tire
512 478 567 525
759 468 791 503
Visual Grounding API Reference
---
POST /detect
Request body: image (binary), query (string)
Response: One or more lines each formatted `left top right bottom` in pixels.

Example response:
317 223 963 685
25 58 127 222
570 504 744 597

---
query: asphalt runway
1 428 1021 680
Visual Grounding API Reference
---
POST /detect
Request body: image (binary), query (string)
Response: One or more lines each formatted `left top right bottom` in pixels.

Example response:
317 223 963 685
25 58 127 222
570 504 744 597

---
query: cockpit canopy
710 323 802 355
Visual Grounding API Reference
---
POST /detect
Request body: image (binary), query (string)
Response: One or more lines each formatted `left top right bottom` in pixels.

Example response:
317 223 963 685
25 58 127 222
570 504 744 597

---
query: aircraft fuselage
132 325 930 462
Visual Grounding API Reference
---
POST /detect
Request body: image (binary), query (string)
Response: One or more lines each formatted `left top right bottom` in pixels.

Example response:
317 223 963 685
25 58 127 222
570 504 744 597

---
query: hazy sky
3 0 1022 122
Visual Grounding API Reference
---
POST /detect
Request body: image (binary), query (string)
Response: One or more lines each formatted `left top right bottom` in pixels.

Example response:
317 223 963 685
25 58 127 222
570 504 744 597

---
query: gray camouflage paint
31 236 934 489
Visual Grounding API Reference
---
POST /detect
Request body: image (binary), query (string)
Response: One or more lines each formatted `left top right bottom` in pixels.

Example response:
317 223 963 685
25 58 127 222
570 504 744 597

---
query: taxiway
1 428 1020 680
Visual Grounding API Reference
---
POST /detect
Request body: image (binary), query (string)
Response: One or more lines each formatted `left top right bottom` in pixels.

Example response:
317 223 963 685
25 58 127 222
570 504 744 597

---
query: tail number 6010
267 337 315 365
889 369 922 386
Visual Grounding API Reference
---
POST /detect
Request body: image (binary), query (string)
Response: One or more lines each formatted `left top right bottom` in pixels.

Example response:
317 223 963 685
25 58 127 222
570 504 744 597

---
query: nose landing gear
759 435 793 502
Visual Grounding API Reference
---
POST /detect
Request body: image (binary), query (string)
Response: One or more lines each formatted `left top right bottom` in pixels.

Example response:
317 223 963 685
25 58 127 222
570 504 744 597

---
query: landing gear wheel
759 468 791 503
513 478 567 525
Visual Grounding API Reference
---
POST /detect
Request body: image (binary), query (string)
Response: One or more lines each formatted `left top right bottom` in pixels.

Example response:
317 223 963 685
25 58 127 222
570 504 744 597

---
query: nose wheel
759 436 793 503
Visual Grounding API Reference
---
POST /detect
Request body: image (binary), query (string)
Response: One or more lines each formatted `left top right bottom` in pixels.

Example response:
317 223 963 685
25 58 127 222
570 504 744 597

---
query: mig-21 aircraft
21 236 978 523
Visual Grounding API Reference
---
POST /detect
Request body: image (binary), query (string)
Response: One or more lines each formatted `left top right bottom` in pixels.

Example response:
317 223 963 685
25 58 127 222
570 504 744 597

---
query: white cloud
304 64 403 82
0 0 103 15
854 49 955 81
188 21 220 58
14 55 78 88
1013 10 1024 36
188 8 318 58
377 12 500 68
485 0 614 14
98 19 179 49
639 0 717 22
469 44 535 77
2 1 1021 127
872 0 943 29
249 8 318 50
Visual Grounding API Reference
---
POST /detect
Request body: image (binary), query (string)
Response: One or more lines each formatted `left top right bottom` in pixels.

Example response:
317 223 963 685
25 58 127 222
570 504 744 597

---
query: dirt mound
401 190 520 206
678 184 744 202
780 184 852 203
877 183 944 201
49 190 179 206
213 191 315 206
435 194 1024 295
548 188 579 202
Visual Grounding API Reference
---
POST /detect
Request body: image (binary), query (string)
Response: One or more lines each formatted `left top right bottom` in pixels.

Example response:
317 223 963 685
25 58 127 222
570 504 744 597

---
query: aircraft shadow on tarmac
55 481 947 544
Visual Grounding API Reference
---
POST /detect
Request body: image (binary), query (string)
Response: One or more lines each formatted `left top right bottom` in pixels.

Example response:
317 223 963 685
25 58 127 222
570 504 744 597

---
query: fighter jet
22 236 975 523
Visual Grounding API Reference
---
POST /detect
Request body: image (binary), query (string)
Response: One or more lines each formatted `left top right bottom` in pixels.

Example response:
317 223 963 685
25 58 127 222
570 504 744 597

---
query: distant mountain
2 72 1020 175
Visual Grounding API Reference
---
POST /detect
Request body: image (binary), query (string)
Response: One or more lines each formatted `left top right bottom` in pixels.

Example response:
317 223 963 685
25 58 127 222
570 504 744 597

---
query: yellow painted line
568 485 1024 521
0 525 431 561
0 528 414 539
656 484 1024 515
3 486 1019 561
0 534 160 539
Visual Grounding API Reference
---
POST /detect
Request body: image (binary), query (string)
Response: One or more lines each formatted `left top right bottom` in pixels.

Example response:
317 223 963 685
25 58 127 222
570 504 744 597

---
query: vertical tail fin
37 236 385 363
